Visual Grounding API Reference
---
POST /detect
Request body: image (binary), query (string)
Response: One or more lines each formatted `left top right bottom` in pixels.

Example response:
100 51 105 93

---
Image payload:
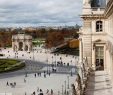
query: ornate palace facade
79 0 113 86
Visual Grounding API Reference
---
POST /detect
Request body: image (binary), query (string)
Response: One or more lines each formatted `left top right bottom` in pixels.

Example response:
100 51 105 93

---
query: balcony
91 7 105 14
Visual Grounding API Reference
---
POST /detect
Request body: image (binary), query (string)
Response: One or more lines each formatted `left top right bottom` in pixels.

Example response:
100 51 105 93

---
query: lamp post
70 60 73 76
67 76 69 89
60 57 62 64
71 60 72 66
52 56 53 64
62 85 64 95
54 53 56 67
47 57 49 74
64 81 66 95
15 52 16 58
33 49 35 60
25 68 28 77
52 56 53 71
16 51 18 59
58 91 60 95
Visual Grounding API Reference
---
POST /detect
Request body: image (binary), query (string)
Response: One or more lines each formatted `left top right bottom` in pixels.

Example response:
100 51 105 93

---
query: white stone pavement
85 71 113 95
0 73 76 95
0 47 79 95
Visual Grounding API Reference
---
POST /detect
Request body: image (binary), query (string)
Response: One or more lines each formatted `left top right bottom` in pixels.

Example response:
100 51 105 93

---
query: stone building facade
79 0 113 87
12 33 32 51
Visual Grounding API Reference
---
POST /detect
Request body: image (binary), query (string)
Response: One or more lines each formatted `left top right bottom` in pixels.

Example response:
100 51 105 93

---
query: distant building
80 0 113 87
12 32 32 51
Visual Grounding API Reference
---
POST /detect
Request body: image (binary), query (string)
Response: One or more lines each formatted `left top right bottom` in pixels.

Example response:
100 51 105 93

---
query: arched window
96 21 103 32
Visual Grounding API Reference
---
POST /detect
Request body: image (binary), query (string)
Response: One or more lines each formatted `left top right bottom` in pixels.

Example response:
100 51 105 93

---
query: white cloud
0 0 82 27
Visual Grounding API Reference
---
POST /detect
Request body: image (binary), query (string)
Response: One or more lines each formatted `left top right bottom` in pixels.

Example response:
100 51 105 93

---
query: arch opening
25 45 28 51
19 42 23 51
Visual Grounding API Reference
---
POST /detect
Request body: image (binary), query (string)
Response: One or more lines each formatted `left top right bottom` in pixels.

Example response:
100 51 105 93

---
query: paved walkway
85 71 113 95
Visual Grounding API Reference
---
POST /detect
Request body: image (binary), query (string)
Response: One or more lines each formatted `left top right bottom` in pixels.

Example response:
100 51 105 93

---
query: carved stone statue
83 0 91 5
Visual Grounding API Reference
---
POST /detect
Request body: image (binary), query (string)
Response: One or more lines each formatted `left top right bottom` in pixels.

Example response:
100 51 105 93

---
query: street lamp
62 85 64 95
64 81 66 95
71 60 72 66
33 49 35 60
25 68 28 77
15 52 16 58
54 53 56 67
58 91 60 95
16 51 18 59
60 56 62 67
52 56 54 71
52 56 53 64
70 60 73 76
67 76 69 89
75 56 78 66
47 58 49 74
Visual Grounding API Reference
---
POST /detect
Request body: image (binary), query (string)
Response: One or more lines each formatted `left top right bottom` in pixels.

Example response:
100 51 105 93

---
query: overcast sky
0 0 82 27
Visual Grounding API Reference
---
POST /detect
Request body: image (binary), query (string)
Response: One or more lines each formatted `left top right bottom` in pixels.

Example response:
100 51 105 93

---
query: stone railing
91 7 105 11
72 57 91 95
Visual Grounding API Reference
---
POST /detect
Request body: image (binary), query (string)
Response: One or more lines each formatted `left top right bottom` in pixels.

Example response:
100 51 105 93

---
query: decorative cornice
93 39 106 44
81 14 105 20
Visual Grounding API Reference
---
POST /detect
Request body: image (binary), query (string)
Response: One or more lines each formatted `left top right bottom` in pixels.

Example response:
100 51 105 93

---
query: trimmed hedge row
0 59 25 73
0 59 19 66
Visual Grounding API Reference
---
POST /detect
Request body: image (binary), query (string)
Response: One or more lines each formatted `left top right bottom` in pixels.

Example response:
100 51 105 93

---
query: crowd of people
31 88 54 95
6 81 16 88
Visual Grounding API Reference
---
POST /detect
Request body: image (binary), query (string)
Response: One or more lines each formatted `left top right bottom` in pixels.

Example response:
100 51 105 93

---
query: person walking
46 89 49 94
51 89 53 95
35 73 36 78
6 81 9 86
37 87 39 92
48 72 50 76
14 82 16 87
33 91 35 95
24 78 26 83
39 89 43 95
44 74 46 78
25 92 27 95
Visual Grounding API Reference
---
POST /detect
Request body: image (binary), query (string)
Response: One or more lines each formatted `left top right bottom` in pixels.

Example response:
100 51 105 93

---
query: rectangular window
96 21 103 32
95 46 104 70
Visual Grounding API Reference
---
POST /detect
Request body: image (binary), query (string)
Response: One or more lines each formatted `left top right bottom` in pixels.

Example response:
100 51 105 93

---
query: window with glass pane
95 46 104 60
95 46 104 70
96 21 103 32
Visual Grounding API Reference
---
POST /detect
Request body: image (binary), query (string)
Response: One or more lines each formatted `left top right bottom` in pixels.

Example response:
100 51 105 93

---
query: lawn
32 38 45 46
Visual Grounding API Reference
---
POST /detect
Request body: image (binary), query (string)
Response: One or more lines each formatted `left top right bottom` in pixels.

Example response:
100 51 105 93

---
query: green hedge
0 59 25 73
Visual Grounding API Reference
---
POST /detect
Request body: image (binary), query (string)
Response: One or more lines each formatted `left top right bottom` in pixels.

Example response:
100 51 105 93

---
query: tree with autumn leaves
0 32 12 47
45 32 64 48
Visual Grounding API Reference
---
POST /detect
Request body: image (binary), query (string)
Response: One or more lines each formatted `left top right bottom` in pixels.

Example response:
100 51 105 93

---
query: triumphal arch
12 32 32 51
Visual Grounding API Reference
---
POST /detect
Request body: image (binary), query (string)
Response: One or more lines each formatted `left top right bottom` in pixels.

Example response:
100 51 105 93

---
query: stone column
92 45 96 70
23 41 25 51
